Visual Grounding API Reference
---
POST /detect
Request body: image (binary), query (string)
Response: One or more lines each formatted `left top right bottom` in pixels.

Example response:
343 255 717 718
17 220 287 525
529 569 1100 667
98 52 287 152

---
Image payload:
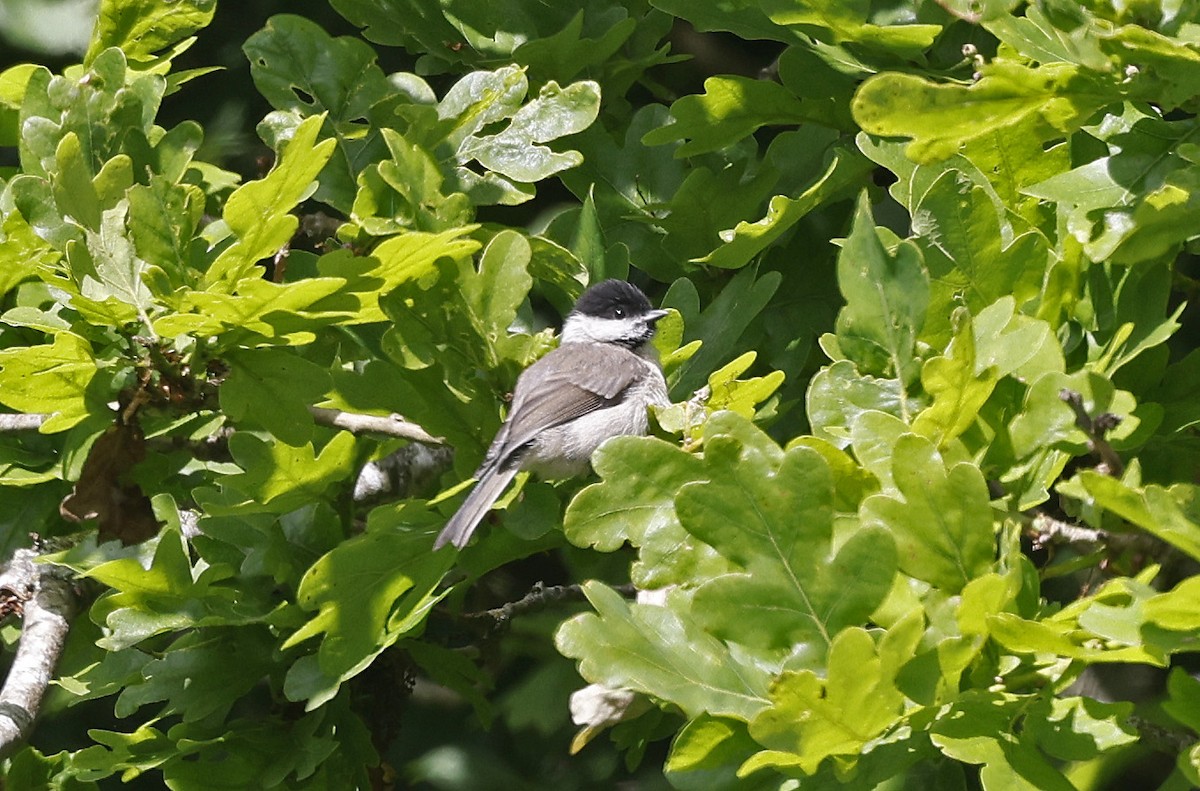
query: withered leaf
60 422 159 544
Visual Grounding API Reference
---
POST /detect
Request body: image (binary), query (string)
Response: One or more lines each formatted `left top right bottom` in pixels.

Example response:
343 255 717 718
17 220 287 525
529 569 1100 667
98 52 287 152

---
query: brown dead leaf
60 422 159 544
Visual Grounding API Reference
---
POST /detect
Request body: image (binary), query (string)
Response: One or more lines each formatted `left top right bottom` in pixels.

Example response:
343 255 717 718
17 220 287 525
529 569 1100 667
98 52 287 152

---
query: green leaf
204 114 335 289
835 193 929 390
987 612 1165 664
1145 577 1200 632
642 76 820 157
848 410 910 489
0 333 108 432
245 14 395 213
460 230 533 355
1008 371 1139 460
52 133 106 232
510 9 642 85
647 0 788 44
0 212 57 299
669 265 780 396
760 0 941 54
680 430 897 657
220 349 332 446
745 627 907 776
1026 697 1137 761
699 145 871 270
912 310 1000 448
971 297 1065 382
405 640 494 726
86 0 216 64
807 360 913 447
350 128 474 234
1101 24 1200 110
223 432 356 513
557 105 690 279
327 0 463 61
284 508 452 708
81 531 190 595
1080 475 1200 562
319 228 481 324
245 15 389 121
555 581 771 721
564 436 725 589
419 65 602 206
704 352 785 419
59 530 284 651
71 200 157 319
912 170 1049 345
861 434 994 593
153 274 351 342
1164 668 1200 732
126 177 206 292
786 436 880 511
984 4 1106 70
1025 109 1200 266
853 62 1111 164
460 78 600 183
666 716 767 790
114 630 277 723
930 693 1077 791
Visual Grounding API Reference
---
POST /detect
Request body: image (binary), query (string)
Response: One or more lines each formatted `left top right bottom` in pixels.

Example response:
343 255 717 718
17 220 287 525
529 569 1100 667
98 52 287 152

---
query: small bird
434 280 670 550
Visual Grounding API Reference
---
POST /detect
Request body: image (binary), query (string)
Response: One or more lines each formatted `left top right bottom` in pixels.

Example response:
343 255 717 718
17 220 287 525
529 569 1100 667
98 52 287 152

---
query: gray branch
0 414 48 432
308 406 444 444
1028 512 1170 561
0 408 444 446
0 548 76 758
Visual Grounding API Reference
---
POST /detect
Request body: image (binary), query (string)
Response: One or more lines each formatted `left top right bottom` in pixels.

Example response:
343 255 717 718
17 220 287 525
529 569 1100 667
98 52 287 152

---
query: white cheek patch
561 315 631 345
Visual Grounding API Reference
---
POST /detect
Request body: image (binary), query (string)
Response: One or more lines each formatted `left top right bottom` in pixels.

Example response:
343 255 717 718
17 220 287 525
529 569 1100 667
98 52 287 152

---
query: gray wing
481 343 641 472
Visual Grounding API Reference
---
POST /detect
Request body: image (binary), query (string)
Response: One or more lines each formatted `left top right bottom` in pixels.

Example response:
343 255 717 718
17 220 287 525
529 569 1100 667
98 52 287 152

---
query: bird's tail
434 464 520 550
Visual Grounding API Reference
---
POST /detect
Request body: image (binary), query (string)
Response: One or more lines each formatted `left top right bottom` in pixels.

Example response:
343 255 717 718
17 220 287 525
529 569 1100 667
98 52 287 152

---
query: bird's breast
521 361 667 479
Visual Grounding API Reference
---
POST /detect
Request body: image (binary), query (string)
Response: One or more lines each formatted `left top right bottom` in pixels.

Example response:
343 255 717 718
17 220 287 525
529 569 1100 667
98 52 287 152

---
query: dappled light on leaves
1 0 1200 788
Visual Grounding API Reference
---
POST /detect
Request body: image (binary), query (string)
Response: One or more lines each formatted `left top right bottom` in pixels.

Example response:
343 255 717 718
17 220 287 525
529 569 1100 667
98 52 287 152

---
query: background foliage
1 0 1200 788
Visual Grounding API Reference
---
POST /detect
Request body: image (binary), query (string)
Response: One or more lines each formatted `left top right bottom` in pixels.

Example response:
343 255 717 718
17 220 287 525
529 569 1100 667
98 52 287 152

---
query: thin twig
466 582 637 628
0 548 76 758
308 406 444 444
1060 389 1124 476
1128 714 1196 756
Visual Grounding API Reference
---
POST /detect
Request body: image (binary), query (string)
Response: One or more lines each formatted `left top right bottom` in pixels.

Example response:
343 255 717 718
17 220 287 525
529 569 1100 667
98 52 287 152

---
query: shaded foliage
0 0 1199 789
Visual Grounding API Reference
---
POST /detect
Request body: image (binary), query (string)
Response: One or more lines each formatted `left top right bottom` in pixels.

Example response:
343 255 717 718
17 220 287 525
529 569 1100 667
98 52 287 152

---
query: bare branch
0 548 76 758
0 409 444 446
353 443 454 503
308 406 444 444
1027 511 1167 561
0 414 48 432
1028 513 1106 553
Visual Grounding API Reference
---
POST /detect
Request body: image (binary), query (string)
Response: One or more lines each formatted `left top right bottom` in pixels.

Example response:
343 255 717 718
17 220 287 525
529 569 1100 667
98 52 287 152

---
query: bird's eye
613 306 626 318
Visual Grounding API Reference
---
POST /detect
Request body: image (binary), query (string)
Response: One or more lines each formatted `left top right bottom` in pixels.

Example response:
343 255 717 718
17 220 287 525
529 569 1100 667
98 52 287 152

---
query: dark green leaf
220 349 331 446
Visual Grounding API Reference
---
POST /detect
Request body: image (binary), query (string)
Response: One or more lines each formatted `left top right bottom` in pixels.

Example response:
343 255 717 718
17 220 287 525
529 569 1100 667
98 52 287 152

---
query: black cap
571 280 654 320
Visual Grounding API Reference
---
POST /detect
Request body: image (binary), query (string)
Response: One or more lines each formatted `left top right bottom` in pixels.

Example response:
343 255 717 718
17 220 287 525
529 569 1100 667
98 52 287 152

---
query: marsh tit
434 280 670 549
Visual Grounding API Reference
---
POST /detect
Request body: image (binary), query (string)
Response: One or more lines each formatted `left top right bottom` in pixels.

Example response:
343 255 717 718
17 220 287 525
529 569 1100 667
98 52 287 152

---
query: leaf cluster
1 0 1200 789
